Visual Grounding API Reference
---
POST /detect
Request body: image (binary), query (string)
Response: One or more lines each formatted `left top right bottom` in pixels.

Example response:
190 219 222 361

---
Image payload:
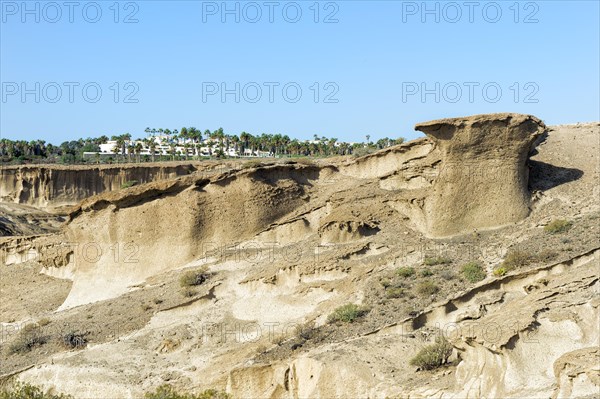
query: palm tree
127 142 135 163
112 141 121 162
150 138 157 162
135 142 143 162
169 143 176 161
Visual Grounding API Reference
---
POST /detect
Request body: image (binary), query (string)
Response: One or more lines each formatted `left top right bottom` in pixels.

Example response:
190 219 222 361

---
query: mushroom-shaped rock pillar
415 113 546 237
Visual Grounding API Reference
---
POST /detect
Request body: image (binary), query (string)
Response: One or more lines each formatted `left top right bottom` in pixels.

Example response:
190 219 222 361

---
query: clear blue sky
1 0 599 144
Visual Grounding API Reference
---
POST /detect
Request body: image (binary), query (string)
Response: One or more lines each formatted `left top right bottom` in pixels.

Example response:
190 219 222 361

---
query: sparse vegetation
38 318 51 326
294 158 316 166
461 262 486 283
380 279 392 288
409 336 453 370
420 269 434 277
493 249 533 276
273 334 287 346
0 382 73 399
120 180 138 189
327 304 369 323
352 146 377 157
439 270 455 280
241 160 264 169
183 288 197 297
385 287 405 299
295 321 317 341
144 385 230 399
416 280 439 296
153 298 164 305
180 268 208 287
8 323 48 354
544 219 572 234
396 267 416 278
62 331 88 349
535 249 558 263
423 257 452 266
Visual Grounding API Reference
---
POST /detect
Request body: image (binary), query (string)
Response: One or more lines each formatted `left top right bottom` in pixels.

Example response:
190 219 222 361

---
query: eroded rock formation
0 163 201 209
416 113 546 237
4 117 597 399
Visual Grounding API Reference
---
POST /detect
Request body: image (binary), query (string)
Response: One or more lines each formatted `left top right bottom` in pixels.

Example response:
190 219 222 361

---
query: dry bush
8 323 48 354
544 219 572 234
385 287 405 299
416 280 439 296
423 257 452 266
180 268 208 287
493 249 532 276
144 385 230 399
396 267 415 278
62 331 88 349
327 304 369 323
409 336 453 370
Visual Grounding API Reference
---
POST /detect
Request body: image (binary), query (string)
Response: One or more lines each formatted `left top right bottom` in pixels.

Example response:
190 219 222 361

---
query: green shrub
396 267 415 278
409 336 453 370
416 280 439 296
380 279 392 288
420 269 434 277
8 324 48 354
493 266 508 277
144 385 230 399
120 180 138 189
0 382 73 399
544 219 572 234
461 262 486 283
423 257 452 266
327 304 369 323
385 287 405 299
180 268 208 287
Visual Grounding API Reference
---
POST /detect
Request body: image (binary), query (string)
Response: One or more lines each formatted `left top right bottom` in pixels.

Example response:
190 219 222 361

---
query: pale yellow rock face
416 113 546 237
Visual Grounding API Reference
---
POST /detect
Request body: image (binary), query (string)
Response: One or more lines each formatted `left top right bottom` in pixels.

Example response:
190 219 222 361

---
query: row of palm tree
1 129 405 164
141 127 405 159
0 137 108 163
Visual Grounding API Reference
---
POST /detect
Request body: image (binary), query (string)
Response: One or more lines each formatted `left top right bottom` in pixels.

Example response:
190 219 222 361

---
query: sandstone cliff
415 113 546 237
0 163 203 209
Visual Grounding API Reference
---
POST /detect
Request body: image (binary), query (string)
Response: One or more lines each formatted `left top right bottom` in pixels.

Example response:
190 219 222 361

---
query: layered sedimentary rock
0 164 200 209
58 165 319 308
415 113 546 237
